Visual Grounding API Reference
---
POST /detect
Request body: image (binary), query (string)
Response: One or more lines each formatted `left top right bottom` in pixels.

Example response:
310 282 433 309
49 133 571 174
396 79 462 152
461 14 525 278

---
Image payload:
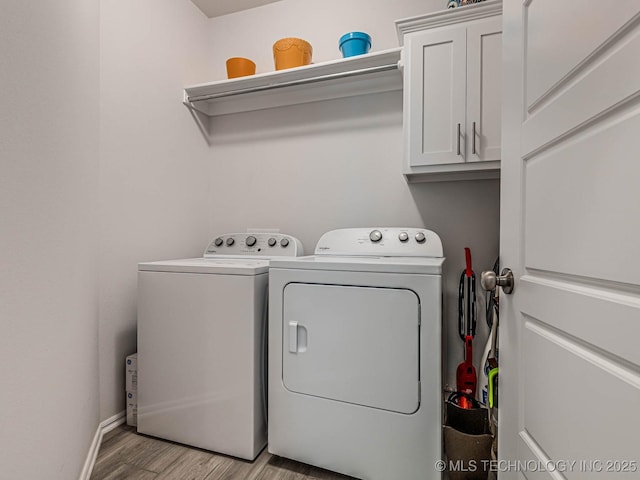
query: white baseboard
78 411 126 480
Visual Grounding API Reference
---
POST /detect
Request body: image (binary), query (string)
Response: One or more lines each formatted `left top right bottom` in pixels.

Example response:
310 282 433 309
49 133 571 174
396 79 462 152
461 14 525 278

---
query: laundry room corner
199 0 500 394
408 180 500 390
98 0 214 422
201 0 446 242
4 0 638 478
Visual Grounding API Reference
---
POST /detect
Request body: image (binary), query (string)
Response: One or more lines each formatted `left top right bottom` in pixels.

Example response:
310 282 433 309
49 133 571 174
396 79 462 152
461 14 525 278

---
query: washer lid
138 257 270 275
270 255 444 275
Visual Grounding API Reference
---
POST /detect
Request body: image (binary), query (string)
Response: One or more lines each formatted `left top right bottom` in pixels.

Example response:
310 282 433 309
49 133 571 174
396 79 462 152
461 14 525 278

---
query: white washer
268 228 444 480
137 233 303 460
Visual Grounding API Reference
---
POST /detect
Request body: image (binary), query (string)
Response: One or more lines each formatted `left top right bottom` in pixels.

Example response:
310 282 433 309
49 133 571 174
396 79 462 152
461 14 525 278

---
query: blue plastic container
339 32 371 58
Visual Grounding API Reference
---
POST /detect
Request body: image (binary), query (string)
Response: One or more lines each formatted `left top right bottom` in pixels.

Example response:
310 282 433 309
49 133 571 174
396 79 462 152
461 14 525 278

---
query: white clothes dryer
268 228 444 480
137 233 303 460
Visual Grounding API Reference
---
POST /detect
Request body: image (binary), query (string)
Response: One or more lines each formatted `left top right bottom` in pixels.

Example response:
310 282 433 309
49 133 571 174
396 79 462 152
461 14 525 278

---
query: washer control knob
268 237 277 247
280 238 290 248
214 237 224 247
415 232 426 244
246 236 257 247
369 230 383 243
398 232 409 243
226 237 235 246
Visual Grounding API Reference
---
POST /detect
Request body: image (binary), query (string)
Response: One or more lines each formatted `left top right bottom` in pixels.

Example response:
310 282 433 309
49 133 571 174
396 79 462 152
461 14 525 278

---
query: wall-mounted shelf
183 48 403 117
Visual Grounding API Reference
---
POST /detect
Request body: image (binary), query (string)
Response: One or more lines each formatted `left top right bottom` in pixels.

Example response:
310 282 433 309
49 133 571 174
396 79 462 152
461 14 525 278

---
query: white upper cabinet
407 26 467 168
467 18 501 164
397 1 502 181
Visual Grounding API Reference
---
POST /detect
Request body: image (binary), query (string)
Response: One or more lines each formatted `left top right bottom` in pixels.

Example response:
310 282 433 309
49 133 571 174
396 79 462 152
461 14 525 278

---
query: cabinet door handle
472 121 477 155
457 123 461 156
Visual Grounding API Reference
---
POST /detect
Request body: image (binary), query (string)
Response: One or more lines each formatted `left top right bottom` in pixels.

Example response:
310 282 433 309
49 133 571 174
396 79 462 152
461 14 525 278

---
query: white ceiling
191 0 283 18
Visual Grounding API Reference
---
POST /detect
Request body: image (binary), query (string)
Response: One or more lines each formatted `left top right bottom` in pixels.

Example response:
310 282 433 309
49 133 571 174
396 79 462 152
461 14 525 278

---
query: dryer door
282 283 420 414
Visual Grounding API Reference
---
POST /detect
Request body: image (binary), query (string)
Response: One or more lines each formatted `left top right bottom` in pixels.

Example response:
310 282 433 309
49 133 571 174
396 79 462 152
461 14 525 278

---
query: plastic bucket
226 57 256 79
273 38 313 70
339 32 371 58
443 396 493 480
443 426 493 480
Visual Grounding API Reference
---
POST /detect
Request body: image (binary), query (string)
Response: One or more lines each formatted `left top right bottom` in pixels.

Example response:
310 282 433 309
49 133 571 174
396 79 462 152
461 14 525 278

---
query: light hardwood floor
90 425 356 480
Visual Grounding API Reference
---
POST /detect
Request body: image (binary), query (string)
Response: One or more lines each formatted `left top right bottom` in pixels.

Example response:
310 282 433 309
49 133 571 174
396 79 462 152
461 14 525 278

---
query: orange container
226 57 256 79
273 37 312 70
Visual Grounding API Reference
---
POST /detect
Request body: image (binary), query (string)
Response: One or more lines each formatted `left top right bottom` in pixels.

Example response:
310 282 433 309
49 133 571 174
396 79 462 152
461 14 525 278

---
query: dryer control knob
398 232 409 242
268 237 277 247
415 232 426 243
246 236 257 247
226 237 235 246
280 238 290 248
214 237 224 247
369 230 383 243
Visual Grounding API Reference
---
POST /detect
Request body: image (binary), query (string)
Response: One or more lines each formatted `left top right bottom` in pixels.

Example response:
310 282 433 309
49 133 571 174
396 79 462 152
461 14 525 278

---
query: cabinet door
405 26 466 167
466 18 502 162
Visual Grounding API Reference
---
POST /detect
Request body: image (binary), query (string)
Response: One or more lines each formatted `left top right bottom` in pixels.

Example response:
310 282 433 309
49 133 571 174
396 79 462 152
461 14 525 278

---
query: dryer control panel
314 227 443 257
204 233 304 257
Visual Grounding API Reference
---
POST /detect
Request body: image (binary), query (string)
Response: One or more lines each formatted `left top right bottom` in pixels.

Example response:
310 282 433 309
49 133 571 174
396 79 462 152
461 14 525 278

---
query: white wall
205 0 501 387
0 1 100 478
99 0 213 419
206 0 441 77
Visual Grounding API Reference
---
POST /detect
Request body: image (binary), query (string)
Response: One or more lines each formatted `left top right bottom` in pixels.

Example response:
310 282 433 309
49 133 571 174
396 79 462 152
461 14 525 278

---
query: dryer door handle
288 321 307 353
289 321 299 353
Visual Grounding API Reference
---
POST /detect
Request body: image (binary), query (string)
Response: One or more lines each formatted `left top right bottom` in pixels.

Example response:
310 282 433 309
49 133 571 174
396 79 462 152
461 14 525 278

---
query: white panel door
466 17 501 162
500 1 640 479
282 283 420 414
406 26 466 167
